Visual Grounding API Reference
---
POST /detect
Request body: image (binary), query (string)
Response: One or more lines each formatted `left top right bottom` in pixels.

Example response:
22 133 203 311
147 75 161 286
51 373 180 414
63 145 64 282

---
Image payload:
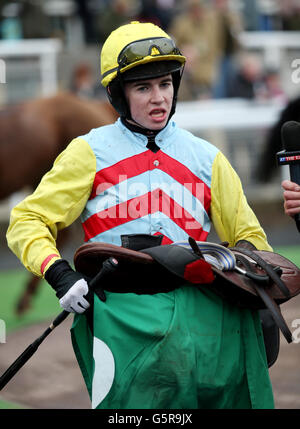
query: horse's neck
53 95 115 143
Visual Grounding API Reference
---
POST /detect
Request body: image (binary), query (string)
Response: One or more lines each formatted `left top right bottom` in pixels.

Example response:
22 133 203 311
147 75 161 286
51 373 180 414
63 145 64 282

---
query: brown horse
0 92 119 313
0 92 118 199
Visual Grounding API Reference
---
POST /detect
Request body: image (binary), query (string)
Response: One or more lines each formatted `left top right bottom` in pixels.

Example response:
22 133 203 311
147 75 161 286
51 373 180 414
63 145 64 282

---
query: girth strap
233 252 293 343
230 247 290 298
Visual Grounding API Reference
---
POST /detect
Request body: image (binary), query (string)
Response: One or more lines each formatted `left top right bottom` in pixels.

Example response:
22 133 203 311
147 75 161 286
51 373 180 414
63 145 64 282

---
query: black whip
0 257 118 390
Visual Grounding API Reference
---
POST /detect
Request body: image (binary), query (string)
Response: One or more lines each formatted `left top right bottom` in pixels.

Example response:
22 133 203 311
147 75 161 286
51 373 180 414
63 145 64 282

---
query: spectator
262 68 287 104
97 0 131 44
168 0 220 100
73 0 97 44
0 2 23 40
241 0 261 31
155 0 176 30
0 0 52 40
280 0 300 31
70 62 97 99
211 0 244 98
256 0 282 30
134 0 162 27
227 53 265 99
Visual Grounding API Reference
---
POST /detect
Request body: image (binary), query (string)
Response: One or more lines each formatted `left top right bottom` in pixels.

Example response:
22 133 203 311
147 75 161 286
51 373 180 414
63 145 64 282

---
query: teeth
151 110 164 117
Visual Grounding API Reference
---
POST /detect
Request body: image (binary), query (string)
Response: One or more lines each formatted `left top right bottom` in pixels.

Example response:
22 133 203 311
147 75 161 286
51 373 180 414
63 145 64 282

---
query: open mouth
150 109 166 119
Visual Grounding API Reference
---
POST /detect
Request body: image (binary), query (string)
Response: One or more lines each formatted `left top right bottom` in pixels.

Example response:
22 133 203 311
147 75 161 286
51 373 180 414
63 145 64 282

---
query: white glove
59 278 90 314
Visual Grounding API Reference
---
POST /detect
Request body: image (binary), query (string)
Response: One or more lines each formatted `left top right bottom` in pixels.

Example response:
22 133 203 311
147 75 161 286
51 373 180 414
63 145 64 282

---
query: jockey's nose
150 85 164 103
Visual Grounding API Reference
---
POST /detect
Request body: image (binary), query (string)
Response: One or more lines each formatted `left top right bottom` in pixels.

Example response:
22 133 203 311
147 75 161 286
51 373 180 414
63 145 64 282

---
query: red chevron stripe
83 189 206 242
153 232 173 244
89 150 211 211
158 152 211 212
90 151 150 199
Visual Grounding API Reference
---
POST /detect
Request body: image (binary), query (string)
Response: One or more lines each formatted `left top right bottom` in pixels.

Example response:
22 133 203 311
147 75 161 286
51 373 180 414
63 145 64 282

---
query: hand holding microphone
277 121 300 233
281 179 300 218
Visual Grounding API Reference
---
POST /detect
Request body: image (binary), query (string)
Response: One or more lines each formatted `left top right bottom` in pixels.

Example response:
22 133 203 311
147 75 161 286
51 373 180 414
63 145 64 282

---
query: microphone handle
290 164 300 232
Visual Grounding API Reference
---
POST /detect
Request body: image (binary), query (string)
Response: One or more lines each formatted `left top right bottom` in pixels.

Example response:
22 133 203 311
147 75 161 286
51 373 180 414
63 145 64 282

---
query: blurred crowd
0 0 298 102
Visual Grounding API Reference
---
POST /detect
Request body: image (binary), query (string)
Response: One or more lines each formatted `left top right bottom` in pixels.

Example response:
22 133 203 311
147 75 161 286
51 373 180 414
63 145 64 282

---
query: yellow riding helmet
101 21 186 88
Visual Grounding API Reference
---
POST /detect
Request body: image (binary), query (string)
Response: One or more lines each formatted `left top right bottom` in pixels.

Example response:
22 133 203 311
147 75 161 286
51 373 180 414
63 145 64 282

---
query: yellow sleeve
6 137 96 277
210 151 272 251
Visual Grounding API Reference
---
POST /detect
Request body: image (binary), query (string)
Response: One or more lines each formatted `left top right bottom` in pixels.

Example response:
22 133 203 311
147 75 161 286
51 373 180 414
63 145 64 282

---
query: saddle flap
73 242 186 294
74 242 154 278
229 249 300 302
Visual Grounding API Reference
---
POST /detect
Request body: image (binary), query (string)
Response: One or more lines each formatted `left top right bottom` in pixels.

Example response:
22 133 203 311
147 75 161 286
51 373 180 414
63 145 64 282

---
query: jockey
7 21 275 409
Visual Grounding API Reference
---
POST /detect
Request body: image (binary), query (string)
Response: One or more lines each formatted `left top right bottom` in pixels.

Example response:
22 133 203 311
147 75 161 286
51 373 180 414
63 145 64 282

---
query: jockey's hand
58 278 90 314
45 259 90 314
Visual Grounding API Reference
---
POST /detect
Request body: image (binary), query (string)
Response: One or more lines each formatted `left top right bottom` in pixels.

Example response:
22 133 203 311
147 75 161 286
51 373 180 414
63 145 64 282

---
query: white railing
239 31 300 69
174 98 283 131
0 38 62 97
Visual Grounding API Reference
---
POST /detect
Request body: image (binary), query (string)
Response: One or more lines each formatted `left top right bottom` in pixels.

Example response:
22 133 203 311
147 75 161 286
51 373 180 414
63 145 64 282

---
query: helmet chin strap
121 116 161 136
123 117 164 133
120 116 161 153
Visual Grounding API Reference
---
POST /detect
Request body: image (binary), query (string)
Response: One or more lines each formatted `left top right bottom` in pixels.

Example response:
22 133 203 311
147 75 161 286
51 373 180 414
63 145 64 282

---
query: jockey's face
124 74 174 130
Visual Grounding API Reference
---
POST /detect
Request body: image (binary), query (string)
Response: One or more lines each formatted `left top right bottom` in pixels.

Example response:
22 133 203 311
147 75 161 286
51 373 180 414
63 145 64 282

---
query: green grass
0 398 27 409
273 245 300 268
0 271 60 410
0 269 60 333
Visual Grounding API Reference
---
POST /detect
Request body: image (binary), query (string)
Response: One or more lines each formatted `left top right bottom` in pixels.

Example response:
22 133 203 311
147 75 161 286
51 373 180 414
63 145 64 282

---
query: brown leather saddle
73 238 300 347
